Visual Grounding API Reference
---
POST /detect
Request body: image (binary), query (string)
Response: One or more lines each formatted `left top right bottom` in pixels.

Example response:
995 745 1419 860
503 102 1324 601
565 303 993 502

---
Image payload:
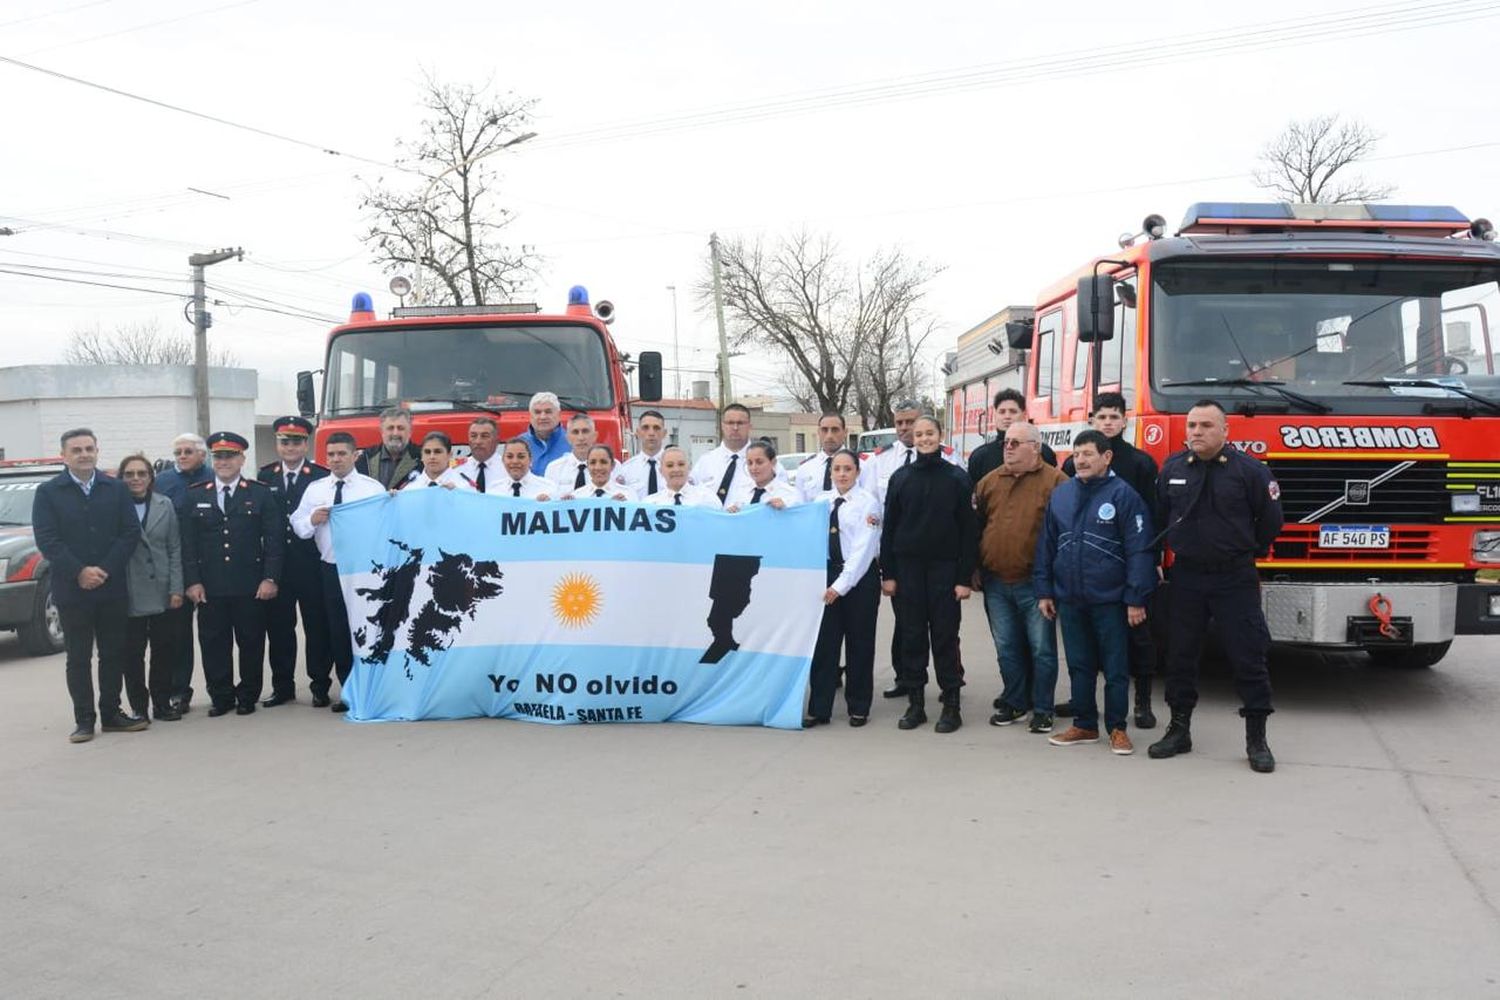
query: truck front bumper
1261 581 1455 648
0 580 38 629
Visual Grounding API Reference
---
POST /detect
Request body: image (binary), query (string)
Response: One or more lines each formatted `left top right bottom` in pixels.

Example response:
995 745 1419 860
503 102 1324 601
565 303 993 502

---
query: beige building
943 305 1033 460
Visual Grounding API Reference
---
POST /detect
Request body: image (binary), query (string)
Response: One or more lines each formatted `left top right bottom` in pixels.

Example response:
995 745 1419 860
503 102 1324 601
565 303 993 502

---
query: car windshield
0 479 45 524
1152 259 1500 408
325 323 613 415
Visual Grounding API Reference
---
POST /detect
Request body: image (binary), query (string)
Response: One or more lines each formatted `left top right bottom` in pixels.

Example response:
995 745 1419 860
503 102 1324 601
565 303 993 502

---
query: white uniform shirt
688 442 752 505
545 453 620 491
794 451 840 503
725 477 801 509
818 486 881 595
643 484 721 508
857 440 915 506
615 448 670 496
452 455 500 492
563 480 638 502
400 466 474 491
290 471 386 563
495 473 554 499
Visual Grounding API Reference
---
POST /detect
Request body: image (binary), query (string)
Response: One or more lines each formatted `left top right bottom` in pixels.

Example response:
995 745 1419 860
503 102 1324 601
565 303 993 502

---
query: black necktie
221 485 231 512
647 458 658 496
333 479 345 505
903 449 913 466
750 487 765 505
594 487 606 498
286 472 295 492
822 456 832 492
427 480 437 488
673 492 683 506
475 461 487 494
829 496 845 566
575 463 586 488
716 454 738 503
512 482 522 497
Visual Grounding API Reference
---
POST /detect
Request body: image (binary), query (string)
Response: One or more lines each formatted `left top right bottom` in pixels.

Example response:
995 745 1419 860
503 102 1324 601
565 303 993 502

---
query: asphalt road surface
2 613 1497 999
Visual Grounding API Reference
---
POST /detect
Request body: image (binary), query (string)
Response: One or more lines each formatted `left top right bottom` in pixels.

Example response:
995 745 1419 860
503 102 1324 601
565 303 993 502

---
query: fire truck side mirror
638 351 663 402
1076 274 1116 343
1004 318 1034 350
296 370 317 417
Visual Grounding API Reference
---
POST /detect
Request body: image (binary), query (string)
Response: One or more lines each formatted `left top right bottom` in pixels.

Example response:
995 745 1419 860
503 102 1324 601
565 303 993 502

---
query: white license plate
1318 525 1390 549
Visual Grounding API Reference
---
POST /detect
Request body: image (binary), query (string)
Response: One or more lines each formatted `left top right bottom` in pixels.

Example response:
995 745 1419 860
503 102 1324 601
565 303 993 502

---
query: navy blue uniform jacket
1156 445 1284 567
1034 471 1155 607
31 471 141 607
180 478 285 596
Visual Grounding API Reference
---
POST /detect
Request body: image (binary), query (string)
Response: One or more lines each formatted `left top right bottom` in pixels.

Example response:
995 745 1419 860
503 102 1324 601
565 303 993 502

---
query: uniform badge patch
1268 481 1281 500
1097 502 1116 521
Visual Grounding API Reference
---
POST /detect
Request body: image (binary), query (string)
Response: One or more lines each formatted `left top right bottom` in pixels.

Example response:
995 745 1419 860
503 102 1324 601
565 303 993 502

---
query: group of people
34 386 1283 773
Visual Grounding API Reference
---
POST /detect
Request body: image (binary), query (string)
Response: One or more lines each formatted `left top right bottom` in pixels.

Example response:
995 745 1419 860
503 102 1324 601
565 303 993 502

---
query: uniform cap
207 431 249 453
273 416 313 437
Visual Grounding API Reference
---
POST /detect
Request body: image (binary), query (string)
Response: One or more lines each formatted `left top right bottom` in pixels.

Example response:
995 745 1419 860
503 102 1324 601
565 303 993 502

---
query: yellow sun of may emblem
551 573 602 629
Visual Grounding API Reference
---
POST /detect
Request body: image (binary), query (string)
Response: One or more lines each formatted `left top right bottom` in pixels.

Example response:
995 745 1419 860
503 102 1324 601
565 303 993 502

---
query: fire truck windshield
1151 259 1500 411
324 323 613 415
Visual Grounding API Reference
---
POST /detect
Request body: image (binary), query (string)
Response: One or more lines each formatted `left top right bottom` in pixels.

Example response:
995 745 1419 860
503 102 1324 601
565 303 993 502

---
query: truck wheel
1368 641 1452 670
18 578 65 656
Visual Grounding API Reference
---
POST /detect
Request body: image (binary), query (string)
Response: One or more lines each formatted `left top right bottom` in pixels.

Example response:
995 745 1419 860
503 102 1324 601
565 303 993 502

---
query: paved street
2 613 1498 999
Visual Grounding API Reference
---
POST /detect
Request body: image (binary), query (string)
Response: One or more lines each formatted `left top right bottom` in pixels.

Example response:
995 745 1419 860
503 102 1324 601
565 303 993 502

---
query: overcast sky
5 0 1499 409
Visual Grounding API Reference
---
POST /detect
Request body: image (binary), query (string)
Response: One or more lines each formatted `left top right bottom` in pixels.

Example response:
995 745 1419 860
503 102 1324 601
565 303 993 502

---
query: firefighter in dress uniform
255 417 329 706
181 431 284 716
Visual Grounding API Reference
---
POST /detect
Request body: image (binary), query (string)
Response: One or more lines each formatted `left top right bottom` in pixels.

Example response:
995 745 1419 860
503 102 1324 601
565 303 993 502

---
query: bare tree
361 72 540 306
1254 114 1394 204
703 232 941 424
62 318 239 367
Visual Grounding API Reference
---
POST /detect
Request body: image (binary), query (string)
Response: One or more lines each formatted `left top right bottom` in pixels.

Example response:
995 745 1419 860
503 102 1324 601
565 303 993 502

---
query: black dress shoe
153 704 182 722
69 724 95 743
848 715 868 728
102 713 149 733
311 694 331 708
261 693 296 708
881 683 909 699
802 716 829 728
236 703 256 716
330 700 349 713
207 703 234 717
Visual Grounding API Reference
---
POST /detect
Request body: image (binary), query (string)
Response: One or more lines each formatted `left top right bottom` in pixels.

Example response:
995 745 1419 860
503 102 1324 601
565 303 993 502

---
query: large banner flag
329 490 827 729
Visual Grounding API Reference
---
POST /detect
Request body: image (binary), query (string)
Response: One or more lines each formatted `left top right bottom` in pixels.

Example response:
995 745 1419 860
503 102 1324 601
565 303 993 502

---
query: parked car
855 428 896 458
777 452 812 474
0 460 67 655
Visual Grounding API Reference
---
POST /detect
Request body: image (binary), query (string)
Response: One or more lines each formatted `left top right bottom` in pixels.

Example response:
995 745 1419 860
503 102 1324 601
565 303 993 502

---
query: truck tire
18 577 65 657
1368 641 1451 670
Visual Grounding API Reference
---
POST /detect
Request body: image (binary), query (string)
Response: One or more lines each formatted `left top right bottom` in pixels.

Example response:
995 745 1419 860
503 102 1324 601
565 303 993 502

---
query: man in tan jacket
974 421 1067 733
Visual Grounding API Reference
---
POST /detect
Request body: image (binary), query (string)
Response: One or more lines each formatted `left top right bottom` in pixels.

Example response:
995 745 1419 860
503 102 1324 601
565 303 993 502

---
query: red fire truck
1006 201 1500 668
299 285 661 461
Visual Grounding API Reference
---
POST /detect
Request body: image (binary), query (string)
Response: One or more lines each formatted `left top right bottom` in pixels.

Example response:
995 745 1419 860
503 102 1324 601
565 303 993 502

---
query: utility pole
666 284 682 400
188 247 243 437
708 233 733 410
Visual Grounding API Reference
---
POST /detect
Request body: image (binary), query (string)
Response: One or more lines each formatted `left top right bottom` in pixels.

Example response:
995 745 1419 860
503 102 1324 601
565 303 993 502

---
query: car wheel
19 577 65 656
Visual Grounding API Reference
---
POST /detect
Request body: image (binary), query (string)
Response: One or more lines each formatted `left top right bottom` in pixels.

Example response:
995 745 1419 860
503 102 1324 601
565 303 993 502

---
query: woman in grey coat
119 454 184 722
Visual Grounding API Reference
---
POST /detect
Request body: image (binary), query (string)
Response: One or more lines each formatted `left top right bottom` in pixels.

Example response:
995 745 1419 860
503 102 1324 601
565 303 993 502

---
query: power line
0 53 399 168
20 0 260 57
536 0 1500 149
0 266 187 299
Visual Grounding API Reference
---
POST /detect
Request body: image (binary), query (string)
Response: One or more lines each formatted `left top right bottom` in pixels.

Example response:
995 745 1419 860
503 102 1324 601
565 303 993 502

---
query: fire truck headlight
1473 530 1500 564
1452 493 1482 513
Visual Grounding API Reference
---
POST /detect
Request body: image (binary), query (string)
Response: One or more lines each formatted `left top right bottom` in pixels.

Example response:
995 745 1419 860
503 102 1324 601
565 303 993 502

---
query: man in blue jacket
516 392 572 475
32 428 145 743
1034 430 1155 756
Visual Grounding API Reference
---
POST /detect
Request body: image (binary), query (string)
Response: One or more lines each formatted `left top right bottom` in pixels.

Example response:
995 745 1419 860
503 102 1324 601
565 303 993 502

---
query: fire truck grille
1265 459 1450 525
1270 525 1437 562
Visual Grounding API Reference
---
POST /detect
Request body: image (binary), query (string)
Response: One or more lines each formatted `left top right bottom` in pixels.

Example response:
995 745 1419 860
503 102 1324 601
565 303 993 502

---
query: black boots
1245 713 1276 773
898 692 927 730
935 696 962 734
1134 675 1157 730
1148 708 1193 758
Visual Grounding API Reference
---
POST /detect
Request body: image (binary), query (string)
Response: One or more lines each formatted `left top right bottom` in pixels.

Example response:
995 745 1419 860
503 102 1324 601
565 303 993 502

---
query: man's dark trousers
60 601 129 726
893 559 964 699
197 597 267 709
267 555 329 698
1164 563 1274 715
318 562 354 696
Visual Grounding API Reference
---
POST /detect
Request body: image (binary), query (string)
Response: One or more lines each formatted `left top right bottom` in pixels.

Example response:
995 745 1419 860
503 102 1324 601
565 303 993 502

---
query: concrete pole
187 248 243 437
709 233 733 410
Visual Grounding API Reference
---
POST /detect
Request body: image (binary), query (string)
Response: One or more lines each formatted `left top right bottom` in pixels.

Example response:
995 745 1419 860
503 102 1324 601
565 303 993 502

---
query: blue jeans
983 576 1058 714
1057 602 1130 733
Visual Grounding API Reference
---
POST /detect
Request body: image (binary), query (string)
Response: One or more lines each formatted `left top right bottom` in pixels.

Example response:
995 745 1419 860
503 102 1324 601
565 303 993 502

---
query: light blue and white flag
329 490 826 729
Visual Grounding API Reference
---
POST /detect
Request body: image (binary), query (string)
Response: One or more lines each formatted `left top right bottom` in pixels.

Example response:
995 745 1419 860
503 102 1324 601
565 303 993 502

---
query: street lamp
413 130 538 303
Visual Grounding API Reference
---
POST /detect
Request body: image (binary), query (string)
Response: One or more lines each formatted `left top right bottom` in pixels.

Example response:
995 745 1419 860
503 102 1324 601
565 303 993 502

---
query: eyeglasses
121 470 151 479
1003 439 1035 449
173 448 198 456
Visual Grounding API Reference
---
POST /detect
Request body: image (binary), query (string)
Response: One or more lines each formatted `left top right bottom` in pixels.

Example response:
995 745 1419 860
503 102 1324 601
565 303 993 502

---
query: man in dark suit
31 428 145 743
256 416 330 706
180 431 284 716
